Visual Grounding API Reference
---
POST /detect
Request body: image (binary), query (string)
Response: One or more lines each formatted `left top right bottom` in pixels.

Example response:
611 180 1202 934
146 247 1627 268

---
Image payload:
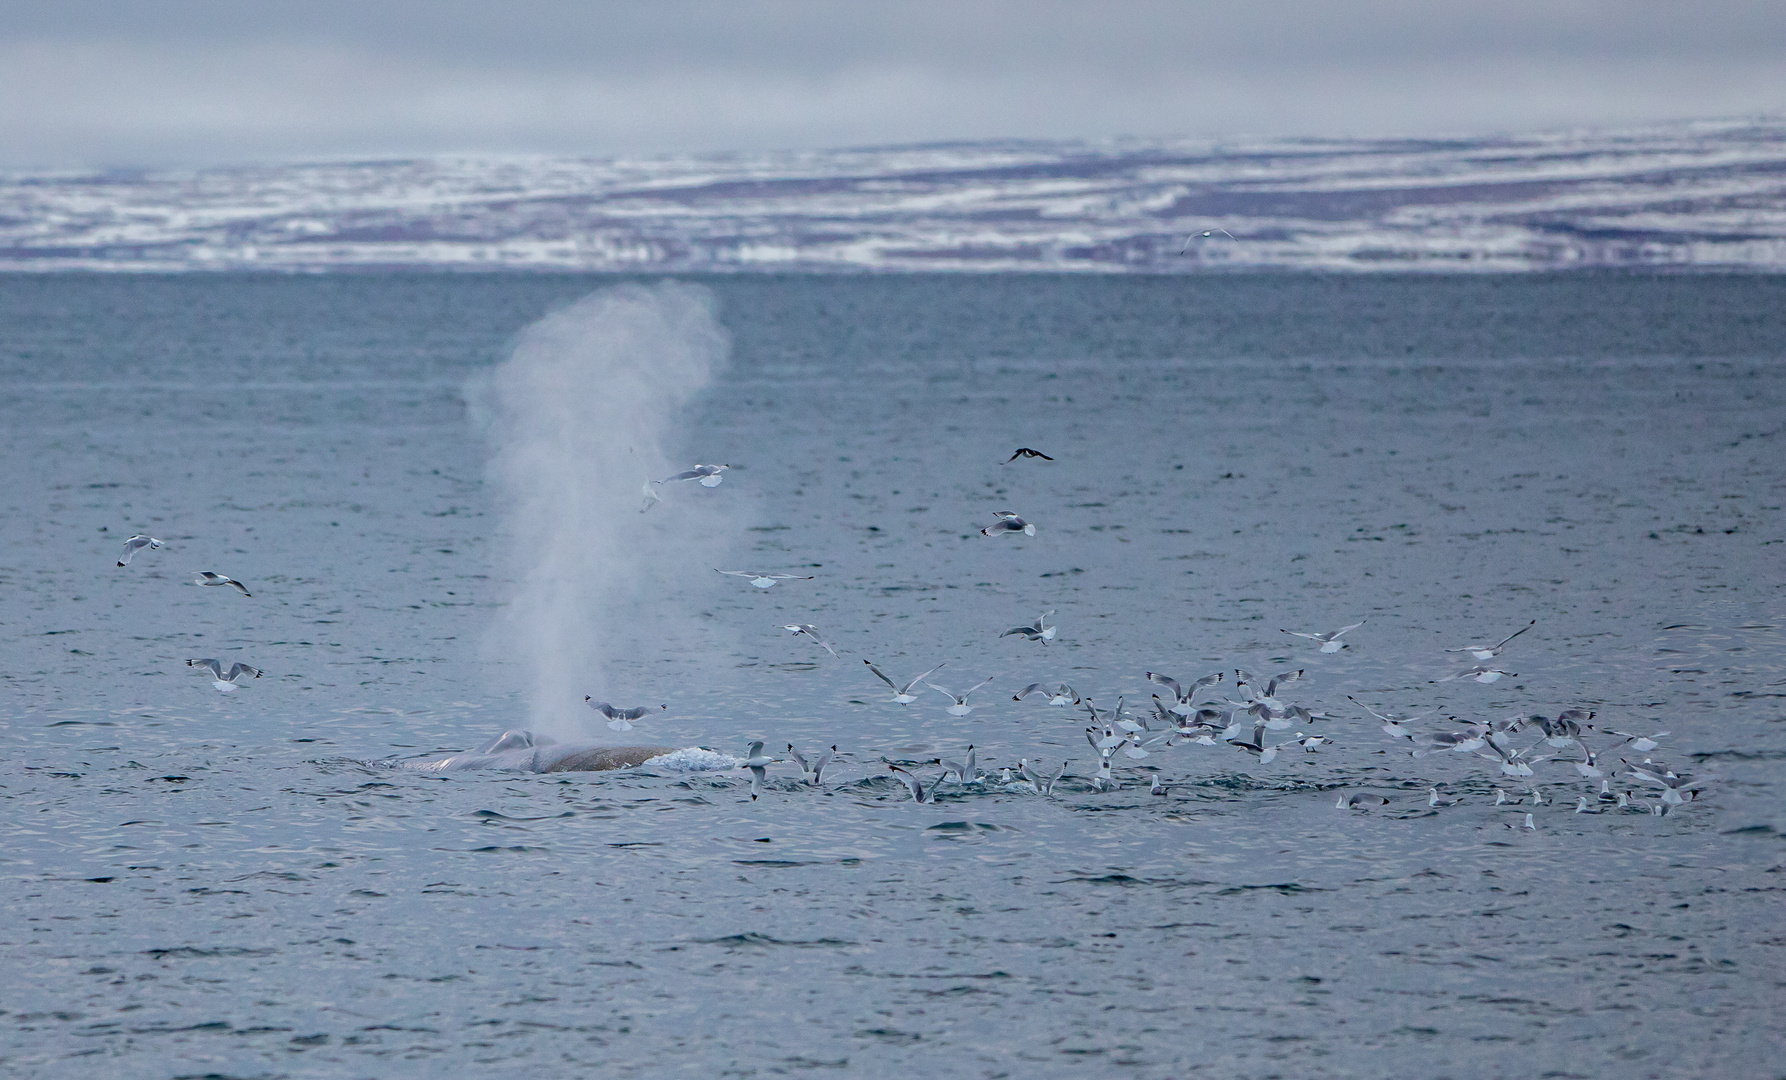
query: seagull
888 764 941 803
1281 622 1363 653
865 660 947 703
1477 735 1538 777
117 535 163 566
1622 761 1709 807
1607 729 1669 753
194 572 251 596
662 464 729 487
938 745 981 785
1336 791 1389 810
1180 228 1237 252
717 569 814 589
1000 610 1056 644
1445 620 1535 660
1574 796 1598 814
786 743 836 786
1002 448 1053 464
1145 671 1222 715
1150 774 1168 796
1504 813 1537 830
1013 682 1079 706
782 624 839 657
1349 696 1423 740
740 740 778 801
187 658 261 693
1427 787 1456 808
981 512 1036 537
929 677 995 717
1020 758 1067 796
1439 665 1514 683
1535 710 1595 747
585 698 667 732
640 478 661 512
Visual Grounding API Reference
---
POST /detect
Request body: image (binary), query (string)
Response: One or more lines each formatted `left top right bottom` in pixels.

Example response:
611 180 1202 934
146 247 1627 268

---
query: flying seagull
1445 620 1536 660
1000 610 1056 644
782 624 839 657
1439 665 1515 684
1181 228 1237 253
929 676 995 717
187 658 261 693
1013 682 1079 706
193 572 251 596
864 659 946 703
740 741 778 800
1002 448 1054 464
584 698 667 732
1145 670 1222 715
1281 621 1363 653
662 464 729 487
117 535 163 566
981 512 1036 537
717 569 814 589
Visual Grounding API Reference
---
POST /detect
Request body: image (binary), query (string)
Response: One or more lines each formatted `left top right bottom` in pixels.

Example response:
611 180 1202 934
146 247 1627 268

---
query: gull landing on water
717 569 814 589
187 658 260 693
787 744 836 786
194 572 251 596
1281 621 1363 653
888 764 942 803
1000 610 1056 644
584 698 666 732
929 677 995 717
117 535 163 566
1445 620 1535 660
1013 682 1079 706
782 624 839 657
981 511 1035 537
865 659 946 703
662 464 729 487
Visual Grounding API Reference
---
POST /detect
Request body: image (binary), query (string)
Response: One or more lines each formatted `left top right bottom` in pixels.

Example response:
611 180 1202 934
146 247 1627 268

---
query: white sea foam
640 747 739 771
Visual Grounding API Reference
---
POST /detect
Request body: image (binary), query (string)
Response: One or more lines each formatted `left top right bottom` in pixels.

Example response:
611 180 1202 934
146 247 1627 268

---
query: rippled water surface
3 273 1784 1078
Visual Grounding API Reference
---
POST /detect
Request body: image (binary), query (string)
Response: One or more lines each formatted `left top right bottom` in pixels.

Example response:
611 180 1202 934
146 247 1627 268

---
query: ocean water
2 272 1784 1078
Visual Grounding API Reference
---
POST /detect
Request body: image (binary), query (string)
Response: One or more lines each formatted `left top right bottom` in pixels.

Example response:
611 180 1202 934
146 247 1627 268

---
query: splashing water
472 282 731 738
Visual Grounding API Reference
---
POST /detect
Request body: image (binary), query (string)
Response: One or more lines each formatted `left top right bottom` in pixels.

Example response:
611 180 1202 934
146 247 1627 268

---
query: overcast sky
2 0 1782 169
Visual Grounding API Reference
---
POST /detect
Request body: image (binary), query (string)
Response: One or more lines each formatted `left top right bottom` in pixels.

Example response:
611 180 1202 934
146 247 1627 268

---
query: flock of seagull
112 451 1703 824
615 453 1705 823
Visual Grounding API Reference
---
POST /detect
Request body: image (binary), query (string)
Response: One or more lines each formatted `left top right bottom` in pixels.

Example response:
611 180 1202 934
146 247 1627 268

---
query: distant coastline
3 119 1783 273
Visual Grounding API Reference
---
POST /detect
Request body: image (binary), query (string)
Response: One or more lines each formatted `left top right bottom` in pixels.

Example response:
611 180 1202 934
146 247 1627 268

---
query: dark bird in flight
1003 448 1053 464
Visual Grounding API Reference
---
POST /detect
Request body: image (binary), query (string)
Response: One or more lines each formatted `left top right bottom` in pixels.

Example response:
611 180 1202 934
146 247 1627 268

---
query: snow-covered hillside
4 120 1784 272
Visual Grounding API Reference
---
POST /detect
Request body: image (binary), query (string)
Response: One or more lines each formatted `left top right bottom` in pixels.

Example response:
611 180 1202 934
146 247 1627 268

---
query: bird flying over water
741 740 778 800
929 677 995 717
1146 670 1222 715
584 698 666 731
981 511 1036 537
787 743 836 786
1439 665 1514 683
662 464 729 487
1281 621 1363 653
1002 448 1053 463
1445 620 1535 660
1181 228 1237 253
193 571 251 596
187 658 260 693
865 659 946 703
717 569 814 589
782 624 839 657
1013 682 1079 706
117 535 163 566
1000 610 1056 644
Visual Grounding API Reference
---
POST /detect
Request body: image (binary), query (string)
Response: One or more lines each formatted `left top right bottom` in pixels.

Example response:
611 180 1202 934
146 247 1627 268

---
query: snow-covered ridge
5 120 1786 272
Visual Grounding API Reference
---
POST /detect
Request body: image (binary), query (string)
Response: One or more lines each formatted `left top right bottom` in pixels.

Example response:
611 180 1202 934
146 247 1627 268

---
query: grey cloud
2 1 1783 167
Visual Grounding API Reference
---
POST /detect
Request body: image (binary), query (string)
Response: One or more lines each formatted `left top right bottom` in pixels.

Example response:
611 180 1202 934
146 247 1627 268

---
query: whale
400 730 722 773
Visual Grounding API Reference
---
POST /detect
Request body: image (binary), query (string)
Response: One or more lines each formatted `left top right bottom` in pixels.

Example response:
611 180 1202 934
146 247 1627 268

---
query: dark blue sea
2 272 1783 1078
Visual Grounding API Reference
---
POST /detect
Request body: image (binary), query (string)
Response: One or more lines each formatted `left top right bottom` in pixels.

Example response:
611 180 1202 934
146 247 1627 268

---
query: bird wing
863 661 900 691
1280 630 1319 641
663 469 702 482
225 663 260 681
1333 621 1365 637
1493 620 1537 650
189 658 223 679
813 747 835 778
927 683 958 702
716 569 755 577
228 578 251 596
1013 683 1045 701
586 700 617 718
747 741 764 758
786 744 809 772
1145 671 1184 700
961 676 995 698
